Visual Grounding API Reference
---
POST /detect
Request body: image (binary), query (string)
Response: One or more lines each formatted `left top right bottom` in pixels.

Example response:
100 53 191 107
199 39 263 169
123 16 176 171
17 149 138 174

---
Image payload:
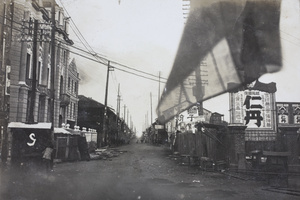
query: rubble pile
90 148 124 160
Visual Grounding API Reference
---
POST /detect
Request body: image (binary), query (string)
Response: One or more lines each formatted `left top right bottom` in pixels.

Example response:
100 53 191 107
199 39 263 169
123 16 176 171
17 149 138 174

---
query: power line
55 38 168 82
0 18 162 84
58 0 107 65
57 44 167 83
54 1 169 82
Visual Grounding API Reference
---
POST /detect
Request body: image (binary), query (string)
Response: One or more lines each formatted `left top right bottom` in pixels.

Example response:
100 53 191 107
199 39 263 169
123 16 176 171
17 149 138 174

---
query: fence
174 127 228 169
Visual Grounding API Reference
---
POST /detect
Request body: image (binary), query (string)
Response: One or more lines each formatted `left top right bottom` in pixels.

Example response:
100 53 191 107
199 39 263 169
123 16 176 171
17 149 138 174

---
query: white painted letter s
27 133 36 146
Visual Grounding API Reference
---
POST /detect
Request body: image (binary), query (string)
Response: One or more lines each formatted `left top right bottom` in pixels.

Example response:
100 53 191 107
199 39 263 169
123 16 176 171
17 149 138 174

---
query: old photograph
0 0 299 199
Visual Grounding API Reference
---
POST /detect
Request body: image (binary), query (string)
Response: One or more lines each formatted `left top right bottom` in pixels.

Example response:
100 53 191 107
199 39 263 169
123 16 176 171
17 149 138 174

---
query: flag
157 0 282 123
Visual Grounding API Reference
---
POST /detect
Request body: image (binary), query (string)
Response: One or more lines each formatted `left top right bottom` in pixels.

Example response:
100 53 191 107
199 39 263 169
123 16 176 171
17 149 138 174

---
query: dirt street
0 141 297 200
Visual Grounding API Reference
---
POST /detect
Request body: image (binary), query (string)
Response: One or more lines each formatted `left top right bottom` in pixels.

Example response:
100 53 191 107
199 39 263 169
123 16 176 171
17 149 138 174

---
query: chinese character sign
277 103 289 124
276 103 300 125
174 105 212 132
230 90 275 130
292 104 300 124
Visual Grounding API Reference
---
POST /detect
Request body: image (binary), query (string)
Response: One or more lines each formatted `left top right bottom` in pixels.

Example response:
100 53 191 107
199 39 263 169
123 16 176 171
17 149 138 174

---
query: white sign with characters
231 89 275 130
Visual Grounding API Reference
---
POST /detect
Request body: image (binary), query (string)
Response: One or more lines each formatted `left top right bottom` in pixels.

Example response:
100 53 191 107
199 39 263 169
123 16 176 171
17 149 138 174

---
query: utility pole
116 83 121 120
27 19 38 124
1 0 9 163
103 61 112 146
116 83 121 142
158 71 161 102
150 92 153 125
50 0 56 132
130 115 132 130
123 104 126 122
127 109 129 127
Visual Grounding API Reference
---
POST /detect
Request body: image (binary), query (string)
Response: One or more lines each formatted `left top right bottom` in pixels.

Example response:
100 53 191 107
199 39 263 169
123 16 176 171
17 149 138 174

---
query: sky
57 0 300 135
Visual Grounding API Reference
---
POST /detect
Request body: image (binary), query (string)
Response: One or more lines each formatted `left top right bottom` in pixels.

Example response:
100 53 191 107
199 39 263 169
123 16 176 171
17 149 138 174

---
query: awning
8 122 52 129
65 128 81 136
54 127 70 134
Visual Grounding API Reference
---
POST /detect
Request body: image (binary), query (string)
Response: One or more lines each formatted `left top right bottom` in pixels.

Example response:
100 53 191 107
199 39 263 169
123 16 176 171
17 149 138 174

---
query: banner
157 0 282 123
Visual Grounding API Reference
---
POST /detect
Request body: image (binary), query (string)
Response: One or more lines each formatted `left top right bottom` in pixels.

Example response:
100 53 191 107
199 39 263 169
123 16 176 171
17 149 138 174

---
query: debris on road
89 148 124 160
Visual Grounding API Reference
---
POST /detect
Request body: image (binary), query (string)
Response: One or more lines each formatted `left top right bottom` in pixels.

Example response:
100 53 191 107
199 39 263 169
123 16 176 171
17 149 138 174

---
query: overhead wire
0 16 166 83
58 0 107 64
2 11 300 85
56 0 169 86
57 44 167 83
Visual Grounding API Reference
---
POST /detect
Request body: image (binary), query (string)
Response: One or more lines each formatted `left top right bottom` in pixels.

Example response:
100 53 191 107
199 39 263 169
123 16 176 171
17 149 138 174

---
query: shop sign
231 90 275 130
276 103 300 125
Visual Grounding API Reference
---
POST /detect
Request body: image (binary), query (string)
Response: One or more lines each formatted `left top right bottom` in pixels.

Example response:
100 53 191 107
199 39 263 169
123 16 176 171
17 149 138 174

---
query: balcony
60 93 71 107
37 85 50 96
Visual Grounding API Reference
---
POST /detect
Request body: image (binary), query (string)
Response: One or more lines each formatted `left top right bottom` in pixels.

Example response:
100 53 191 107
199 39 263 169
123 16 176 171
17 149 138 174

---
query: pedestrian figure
42 144 54 172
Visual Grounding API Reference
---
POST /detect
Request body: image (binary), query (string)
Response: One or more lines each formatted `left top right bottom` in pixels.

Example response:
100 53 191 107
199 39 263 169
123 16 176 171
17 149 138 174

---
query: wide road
0 141 296 200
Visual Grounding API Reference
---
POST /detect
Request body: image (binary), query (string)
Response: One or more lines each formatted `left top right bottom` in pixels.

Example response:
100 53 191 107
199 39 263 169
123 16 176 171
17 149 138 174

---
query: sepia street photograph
0 0 300 199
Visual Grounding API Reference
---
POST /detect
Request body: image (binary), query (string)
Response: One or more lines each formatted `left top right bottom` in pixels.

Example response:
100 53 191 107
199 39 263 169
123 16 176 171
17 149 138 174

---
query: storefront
8 122 52 169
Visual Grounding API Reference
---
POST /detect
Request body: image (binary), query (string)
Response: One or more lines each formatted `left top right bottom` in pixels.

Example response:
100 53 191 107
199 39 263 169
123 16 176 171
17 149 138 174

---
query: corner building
1 1 78 129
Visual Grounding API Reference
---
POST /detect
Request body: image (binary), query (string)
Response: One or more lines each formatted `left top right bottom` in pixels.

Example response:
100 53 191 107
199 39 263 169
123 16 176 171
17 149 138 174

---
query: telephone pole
127 109 129 127
116 83 121 141
27 19 38 124
158 71 161 102
103 61 112 146
150 92 153 125
50 0 56 132
116 84 121 119
1 0 9 163
123 104 126 122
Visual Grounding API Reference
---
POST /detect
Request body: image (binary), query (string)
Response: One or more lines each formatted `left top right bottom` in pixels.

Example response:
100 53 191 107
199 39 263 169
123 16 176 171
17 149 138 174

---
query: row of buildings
150 80 300 178
0 0 80 163
0 0 131 165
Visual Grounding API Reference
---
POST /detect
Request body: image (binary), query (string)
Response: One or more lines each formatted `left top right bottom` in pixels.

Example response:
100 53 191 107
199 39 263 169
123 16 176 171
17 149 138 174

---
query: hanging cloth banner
157 0 282 123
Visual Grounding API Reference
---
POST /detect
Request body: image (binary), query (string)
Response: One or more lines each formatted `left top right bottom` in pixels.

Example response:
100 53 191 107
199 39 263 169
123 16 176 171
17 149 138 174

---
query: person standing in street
42 143 54 172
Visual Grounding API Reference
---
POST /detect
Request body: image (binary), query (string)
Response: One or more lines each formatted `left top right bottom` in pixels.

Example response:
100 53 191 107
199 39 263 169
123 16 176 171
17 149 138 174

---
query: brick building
0 0 79 161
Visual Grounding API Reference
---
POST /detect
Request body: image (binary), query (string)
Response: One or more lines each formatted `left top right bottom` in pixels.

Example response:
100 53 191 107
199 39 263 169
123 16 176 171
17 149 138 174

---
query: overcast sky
58 0 300 134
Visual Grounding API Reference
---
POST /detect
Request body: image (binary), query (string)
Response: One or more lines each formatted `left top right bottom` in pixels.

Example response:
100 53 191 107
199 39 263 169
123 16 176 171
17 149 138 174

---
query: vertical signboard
231 90 275 129
277 103 290 124
230 83 277 141
292 104 300 124
277 103 300 125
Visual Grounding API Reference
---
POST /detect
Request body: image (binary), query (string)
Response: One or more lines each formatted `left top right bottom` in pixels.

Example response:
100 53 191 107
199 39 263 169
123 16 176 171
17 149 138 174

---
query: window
60 76 63 95
58 11 61 25
63 51 66 65
71 80 74 93
68 77 70 90
38 61 42 84
47 66 50 89
73 103 76 119
26 53 32 79
74 82 77 94
64 20 68 32
26 91 32 122
47 99 51 122
38 95 46 122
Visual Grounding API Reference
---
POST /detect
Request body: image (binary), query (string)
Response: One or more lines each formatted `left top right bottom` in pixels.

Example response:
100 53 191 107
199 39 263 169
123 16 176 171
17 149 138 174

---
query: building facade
0 0 77 125
59 58 79 128
0 0 79 161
